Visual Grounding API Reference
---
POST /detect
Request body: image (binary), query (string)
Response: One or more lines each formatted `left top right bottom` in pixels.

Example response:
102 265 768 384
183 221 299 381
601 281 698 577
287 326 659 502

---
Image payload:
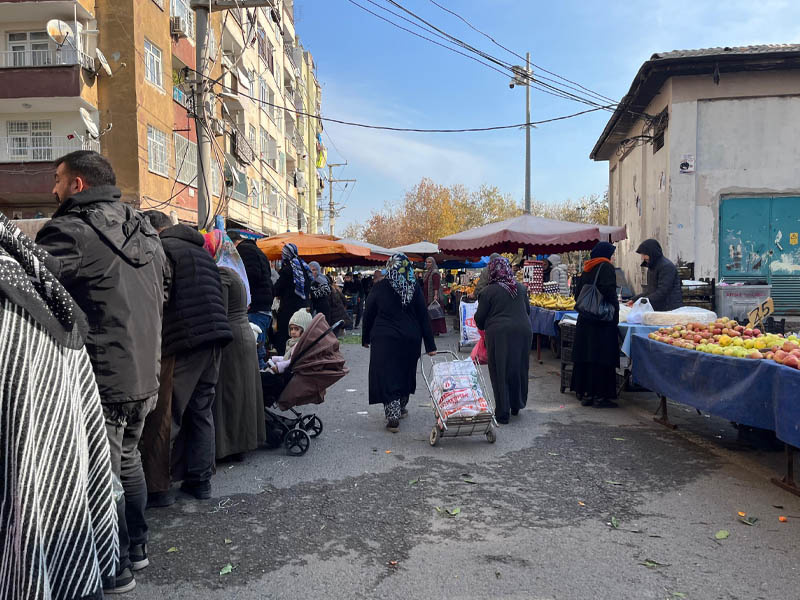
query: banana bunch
529 293 576 310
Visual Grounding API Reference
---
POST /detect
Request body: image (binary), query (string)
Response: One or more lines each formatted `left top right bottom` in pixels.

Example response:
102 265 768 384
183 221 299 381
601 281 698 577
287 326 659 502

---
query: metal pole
195 2 213 229
525 52 531 214
328 163 334 236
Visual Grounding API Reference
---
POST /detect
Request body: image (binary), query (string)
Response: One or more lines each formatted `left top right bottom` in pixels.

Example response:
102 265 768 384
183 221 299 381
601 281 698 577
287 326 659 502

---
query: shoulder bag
574 263 615 322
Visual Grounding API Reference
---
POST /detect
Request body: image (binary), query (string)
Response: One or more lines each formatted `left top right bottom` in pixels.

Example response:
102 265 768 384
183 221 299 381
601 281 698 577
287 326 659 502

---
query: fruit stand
630 319 800 497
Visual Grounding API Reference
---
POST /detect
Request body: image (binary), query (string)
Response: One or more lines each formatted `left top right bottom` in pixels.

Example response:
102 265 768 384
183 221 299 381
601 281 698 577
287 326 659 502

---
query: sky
294 0 800 234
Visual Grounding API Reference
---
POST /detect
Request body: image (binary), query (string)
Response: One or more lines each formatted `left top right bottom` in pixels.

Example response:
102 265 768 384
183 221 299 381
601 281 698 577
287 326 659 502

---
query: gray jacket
547 254 569 295
631 239 682 311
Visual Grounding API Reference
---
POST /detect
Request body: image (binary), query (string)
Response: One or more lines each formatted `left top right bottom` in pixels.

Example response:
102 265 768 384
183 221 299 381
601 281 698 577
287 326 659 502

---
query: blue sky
294 0 800 234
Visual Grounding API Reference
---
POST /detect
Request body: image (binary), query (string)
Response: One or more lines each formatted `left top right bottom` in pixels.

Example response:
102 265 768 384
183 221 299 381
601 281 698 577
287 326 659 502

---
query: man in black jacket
629 238 682 311
228 230 273 368
36 151 168 594
145 212 233 503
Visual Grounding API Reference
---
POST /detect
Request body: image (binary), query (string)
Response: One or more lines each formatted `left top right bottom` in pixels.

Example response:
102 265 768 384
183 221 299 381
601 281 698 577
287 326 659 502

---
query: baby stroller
261 316 348 456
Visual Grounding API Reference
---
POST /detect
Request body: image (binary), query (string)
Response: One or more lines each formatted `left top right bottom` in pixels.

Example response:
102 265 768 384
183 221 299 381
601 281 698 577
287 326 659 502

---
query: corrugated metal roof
650 44 800 61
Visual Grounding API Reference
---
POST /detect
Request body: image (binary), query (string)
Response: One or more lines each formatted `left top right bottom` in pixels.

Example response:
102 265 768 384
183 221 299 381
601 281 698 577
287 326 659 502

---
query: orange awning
256 231 371 263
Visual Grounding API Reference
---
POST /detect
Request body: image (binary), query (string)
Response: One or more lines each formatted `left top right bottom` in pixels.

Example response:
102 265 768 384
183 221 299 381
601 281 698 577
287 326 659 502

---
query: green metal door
769 197 800 316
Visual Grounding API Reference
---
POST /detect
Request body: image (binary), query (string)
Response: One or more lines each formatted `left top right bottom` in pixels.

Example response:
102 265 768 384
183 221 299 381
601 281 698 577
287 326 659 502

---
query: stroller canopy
278 313 349 410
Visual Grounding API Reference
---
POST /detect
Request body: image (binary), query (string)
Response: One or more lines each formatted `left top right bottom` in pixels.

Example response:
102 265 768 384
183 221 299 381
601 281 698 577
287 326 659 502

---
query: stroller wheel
302 415 323 438
285 428 311 456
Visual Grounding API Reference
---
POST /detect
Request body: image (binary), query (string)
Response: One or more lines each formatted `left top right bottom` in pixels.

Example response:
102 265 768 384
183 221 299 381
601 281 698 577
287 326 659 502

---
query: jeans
171 345 222 485
248 311 272 370
104 394 158 572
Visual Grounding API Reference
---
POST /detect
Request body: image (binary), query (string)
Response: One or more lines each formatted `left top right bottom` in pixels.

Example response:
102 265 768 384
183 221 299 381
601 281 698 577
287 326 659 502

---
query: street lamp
510 54 532 214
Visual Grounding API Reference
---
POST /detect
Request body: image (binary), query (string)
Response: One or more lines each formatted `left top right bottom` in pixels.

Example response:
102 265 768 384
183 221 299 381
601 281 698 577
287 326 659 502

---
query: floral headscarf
385 252 416 306
307 260 331 298
488 256 517 298
203 230 251 306
282 242 312 300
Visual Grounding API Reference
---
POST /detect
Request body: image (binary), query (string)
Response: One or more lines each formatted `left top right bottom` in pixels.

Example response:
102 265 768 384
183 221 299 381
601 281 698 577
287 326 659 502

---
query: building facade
0 0 324 235
591 45 800 315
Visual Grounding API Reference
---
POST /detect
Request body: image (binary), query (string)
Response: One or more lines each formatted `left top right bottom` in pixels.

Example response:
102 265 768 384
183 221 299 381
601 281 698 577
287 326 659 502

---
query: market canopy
256 231 370 264
390 241 440 258
335 238 394 266
437 214 627 256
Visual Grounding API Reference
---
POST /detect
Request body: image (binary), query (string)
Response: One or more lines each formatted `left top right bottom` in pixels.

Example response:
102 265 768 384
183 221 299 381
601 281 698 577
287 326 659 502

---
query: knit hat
289 309 313 333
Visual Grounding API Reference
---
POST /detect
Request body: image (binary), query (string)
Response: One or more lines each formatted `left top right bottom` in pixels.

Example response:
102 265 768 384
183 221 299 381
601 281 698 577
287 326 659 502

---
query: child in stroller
261 310 348 455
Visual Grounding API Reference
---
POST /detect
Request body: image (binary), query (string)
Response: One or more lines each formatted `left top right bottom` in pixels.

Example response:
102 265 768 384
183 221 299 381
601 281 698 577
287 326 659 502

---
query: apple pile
647 317 800 369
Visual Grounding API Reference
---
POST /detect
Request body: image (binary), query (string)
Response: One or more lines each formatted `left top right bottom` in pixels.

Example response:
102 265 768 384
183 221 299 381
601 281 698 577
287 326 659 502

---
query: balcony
0 48 94 100
231 131 255 166
0 48 94 71
0 136 99 163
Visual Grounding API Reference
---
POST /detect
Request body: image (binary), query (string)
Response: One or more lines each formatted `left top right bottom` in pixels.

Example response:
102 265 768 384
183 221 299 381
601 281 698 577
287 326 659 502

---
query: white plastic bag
627 298 654 324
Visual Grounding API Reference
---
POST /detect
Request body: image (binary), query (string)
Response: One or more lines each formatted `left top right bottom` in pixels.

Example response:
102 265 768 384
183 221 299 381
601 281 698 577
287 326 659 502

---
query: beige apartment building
0 0 324 234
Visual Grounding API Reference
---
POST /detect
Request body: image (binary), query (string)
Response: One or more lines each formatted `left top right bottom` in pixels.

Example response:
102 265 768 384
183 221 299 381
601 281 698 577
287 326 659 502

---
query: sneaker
103 568 136 594
386 418 400 432
147 491 175 508
130 544 149 571
180 480 211 500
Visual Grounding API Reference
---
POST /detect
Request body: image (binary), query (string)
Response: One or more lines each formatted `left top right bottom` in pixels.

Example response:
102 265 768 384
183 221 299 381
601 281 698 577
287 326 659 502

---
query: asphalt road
129 329 800 600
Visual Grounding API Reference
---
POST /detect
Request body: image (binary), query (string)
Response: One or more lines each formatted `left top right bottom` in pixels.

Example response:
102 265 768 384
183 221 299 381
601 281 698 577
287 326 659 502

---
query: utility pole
327 162 355 236
525 52 531 215
192 0 282 229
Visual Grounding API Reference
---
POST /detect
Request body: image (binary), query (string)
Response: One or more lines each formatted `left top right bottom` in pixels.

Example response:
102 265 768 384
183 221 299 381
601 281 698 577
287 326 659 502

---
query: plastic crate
560 363 573 393
715 285 771 321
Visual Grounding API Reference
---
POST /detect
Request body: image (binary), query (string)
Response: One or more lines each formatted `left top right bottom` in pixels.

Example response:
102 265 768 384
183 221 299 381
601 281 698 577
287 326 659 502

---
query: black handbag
575 263 615 322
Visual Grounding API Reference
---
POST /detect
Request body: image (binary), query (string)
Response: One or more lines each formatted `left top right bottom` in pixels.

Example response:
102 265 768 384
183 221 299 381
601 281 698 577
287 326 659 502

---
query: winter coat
631 239 682 311
474 267 490 297
236 239 273 312
36 185 168 403
273 261 313 354
159 224 233 357
548 254 570 295
328 284 351 330
572 261 620 368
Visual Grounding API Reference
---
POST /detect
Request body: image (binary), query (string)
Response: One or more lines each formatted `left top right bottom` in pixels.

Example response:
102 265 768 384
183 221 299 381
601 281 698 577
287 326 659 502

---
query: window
173 133 197 185
261 178 271 213
278 150 286 176
173 86 189 107
259 77 268 111
171 0 195 37
211 161 221 197
144 39 162 88
259 126 268 158
147 125 168 176
257 26 267 62
248 125 256 152
250 178 260 208
248 69 256 99
267 134 278 170
651 108 668 155
6 120 52 160
7 31 53 67
268 88 277 122
267 39 275 75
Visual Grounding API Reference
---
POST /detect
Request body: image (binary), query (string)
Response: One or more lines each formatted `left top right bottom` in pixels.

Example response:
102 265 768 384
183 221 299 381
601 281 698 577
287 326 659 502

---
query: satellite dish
46 19 73 46
95 48 112 76
79 107 99 138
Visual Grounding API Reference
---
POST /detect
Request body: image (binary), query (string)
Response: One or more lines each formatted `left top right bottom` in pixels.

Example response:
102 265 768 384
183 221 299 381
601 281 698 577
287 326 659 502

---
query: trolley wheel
429 426 440 446
486 428 497 444
285 428 311 456
302 415 323 438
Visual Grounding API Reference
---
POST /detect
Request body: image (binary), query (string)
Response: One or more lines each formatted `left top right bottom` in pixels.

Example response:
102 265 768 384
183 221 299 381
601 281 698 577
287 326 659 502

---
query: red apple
774 350 789 364
713 328 722 335
748 351 762 359
782 342 798 353
694 335 703 343
752 328 761 336
744 328 754 337
766 352 775 360
783 355 800 369
735 325 745 333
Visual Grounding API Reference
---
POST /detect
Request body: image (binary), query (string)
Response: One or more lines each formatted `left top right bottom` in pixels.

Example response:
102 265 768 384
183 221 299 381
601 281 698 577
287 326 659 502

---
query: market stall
256 232 371 264
630 332 800 497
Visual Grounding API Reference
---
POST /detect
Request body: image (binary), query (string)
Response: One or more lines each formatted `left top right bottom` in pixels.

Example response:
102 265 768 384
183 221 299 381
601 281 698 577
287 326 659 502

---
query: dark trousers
171 345 222 484
354 298 364 328
141 355 176 494
104 395 157 572
248 311 272 369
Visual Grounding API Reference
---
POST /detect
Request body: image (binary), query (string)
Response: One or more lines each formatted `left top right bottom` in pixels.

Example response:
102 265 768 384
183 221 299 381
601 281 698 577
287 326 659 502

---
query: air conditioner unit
170 17 188 39
210 118 225 136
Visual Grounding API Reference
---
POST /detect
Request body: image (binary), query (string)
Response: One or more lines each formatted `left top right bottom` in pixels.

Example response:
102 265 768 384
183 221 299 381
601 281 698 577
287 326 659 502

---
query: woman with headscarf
274 243 313 354
202 232 265 461
308 260 333 325
423 256 447 335
474 257 532 424
362 253 437 432
570 242 620 408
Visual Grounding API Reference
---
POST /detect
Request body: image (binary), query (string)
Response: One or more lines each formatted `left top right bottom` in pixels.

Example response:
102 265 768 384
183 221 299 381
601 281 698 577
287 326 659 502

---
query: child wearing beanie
267 309 312 374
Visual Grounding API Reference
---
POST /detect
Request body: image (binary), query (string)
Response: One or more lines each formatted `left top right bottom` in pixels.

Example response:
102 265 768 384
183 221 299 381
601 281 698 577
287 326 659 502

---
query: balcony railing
231 131 255 166
0 48 94 70
0 137 100 162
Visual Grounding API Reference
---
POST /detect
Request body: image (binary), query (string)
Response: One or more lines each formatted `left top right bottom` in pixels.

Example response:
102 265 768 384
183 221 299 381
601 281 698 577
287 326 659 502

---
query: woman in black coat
362 253 436 432
570 242 620 408
474 257 532 424
308 261 333 325
273 243 312 355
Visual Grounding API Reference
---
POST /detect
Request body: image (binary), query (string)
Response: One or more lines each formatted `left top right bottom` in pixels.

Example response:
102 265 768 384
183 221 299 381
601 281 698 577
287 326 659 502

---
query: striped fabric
0 300 118 600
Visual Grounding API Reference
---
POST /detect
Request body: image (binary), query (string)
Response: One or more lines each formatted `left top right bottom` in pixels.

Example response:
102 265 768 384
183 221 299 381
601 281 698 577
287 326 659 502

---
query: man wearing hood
628 238 682 311
36 151 169 594
547 254 569 295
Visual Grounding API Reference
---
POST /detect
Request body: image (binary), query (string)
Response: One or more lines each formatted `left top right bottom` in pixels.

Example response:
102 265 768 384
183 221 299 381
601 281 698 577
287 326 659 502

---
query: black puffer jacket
160 225 233 356
632 239 682 311
235 239 273 312
36 185 168 403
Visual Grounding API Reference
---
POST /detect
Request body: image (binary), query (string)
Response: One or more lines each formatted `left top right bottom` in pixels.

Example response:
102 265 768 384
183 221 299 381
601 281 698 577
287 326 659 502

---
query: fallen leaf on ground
547 452 560 456
610 516 620 529
446 507 461 517
463 478 477 484
409 478 419 485
578 501 586 506
640 559 668 569
495 571 501 579
737 511 746 517
779 516 788 523
613 437 626 441
739 516 758 526
219 563 234 576
715 530 730 540
224 538 232 544
435 506 442 513
166 547 179 553
605 480 622 486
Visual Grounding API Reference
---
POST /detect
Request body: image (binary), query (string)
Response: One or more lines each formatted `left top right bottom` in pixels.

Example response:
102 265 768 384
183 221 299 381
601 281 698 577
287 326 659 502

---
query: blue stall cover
529 306 578 337
631 334 800 447
440 257 489 269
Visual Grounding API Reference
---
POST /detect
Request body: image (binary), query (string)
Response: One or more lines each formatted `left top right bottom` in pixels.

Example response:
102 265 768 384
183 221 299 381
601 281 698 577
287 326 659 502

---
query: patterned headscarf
203 230 251 306
307 260 331 298
0 213 86 348
385 252 416 306
282 242 312 300
488 256 518 298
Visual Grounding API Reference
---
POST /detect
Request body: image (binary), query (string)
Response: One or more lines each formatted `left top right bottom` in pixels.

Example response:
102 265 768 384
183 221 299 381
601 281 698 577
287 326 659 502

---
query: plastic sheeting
631 334 800 447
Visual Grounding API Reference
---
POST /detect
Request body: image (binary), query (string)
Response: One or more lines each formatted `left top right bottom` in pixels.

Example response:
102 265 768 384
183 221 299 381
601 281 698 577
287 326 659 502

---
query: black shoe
103 567 136 594
580 397 594 407
400 409 409 419
593 399 619 409
180 480 211 500
496 415 510 425
386 418 400 432
130 544 149 571
147 491 175 508
511 408 520 416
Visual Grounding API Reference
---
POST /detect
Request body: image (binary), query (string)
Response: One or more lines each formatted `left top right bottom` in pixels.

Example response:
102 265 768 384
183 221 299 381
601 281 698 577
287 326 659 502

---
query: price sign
746 298 774 329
